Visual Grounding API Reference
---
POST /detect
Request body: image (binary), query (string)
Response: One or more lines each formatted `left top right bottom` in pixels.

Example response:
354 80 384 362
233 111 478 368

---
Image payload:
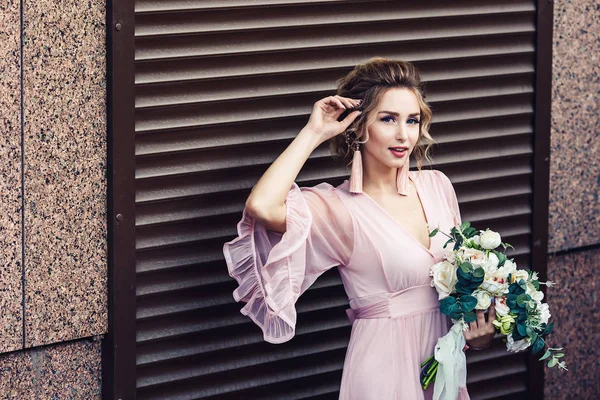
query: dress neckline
342 171 435 258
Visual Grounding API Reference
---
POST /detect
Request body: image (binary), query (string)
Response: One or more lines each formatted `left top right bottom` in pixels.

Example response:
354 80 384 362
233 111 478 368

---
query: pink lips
389 147 408 157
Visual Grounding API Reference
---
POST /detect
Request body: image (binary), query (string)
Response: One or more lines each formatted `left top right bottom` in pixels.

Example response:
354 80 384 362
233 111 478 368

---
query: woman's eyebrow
378 111 421 117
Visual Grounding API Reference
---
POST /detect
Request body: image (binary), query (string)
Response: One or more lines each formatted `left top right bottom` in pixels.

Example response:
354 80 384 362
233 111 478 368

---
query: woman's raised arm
245 95 361 233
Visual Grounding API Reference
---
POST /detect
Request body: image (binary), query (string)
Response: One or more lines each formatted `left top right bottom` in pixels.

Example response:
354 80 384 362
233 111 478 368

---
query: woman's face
361 87 421 172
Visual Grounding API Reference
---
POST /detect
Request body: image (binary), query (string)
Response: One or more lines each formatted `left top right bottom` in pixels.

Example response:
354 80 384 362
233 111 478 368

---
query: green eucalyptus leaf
555 353 564 358
443 238 453 249
429 228 439 237
472 267 485 279
459 295 478 312
539 350 552 361
512 329 525 341
517 322 528 337
548 358 558 368
440 296 457 315
516 295 526 307
454 284 473 296
532 337 545 354
459 262 472 272
506 294 518 310
464 227 478 238
529 331 537 344
463 311 477 323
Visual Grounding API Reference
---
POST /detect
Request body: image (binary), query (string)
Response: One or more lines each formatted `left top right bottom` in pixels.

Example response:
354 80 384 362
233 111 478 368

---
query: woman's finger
334 95 356 109
469 321 477 333
476 310 485 329
323 96 346 110
488 303 496 322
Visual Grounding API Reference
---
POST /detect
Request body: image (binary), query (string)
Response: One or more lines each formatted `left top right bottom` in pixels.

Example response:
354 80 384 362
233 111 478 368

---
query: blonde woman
223 58 495 399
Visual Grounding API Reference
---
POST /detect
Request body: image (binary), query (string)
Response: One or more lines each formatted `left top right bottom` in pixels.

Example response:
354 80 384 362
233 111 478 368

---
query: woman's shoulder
297 180 348 196
295 180 351 214
412 168 453 188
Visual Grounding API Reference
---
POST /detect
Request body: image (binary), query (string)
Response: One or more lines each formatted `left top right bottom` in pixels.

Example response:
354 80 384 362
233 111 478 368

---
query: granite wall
544 0 600 399
0 337 102 399
0 0 107 397
0 0 24 353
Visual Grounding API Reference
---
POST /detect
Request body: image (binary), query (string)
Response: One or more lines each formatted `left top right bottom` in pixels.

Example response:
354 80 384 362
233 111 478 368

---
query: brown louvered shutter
133 1 538 398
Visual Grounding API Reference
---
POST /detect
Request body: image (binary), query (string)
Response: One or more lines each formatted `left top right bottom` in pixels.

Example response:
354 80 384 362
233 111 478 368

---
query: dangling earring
349 139 363 193
396 159 410 196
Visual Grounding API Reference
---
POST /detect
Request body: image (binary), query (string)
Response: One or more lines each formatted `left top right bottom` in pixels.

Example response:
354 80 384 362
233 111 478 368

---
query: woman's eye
407 118 420 125
381 116 396 123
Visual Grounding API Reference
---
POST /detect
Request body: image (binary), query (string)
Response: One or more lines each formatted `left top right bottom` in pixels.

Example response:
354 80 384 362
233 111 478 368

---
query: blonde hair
329 57 435 169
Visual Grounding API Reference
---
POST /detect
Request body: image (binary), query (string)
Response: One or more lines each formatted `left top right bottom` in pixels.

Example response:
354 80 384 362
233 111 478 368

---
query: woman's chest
341 190 457 293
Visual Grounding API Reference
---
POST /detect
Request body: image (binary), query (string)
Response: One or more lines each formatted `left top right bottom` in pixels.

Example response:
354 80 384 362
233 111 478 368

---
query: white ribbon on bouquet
433 322 468 400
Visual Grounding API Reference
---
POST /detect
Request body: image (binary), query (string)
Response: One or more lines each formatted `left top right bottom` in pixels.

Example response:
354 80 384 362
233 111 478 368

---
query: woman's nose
395 124 408 141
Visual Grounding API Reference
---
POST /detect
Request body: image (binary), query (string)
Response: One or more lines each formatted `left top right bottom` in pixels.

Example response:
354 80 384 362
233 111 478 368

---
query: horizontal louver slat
134 1 537 398
136 34 535 85
136 0 534 37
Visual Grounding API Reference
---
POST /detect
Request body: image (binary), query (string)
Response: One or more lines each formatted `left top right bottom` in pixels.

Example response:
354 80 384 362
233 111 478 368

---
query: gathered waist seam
345 284 438 324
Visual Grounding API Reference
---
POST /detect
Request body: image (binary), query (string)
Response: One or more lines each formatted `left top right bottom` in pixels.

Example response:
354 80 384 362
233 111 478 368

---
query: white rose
472 289 492 310
430 261 457 300
480 229 502 249
485 252 500 271
511 269 529 284
525 282 544 302
539 303 551 324
468 235 480 246
494 297 510 316
506 333 531 352
498 259 517 277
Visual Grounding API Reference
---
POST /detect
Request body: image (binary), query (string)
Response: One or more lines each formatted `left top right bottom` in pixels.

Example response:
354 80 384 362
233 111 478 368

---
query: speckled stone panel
22 0 107 347
549 0 600 252
0 0 24 353
544 248 600 399
0 337 102 399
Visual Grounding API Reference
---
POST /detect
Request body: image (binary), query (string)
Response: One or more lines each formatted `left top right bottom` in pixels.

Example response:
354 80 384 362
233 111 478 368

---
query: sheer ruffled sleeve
223 182 354 344
433 170 462 226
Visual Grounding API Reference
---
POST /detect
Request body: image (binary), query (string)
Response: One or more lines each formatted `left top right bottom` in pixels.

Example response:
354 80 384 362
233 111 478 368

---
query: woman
223 58 495 399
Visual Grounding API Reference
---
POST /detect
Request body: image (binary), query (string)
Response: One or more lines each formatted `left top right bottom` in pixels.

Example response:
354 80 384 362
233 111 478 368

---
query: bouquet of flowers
420 222 566 398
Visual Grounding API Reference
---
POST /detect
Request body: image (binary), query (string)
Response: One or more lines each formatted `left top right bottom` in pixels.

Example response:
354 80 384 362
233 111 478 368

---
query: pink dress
223 169 471 400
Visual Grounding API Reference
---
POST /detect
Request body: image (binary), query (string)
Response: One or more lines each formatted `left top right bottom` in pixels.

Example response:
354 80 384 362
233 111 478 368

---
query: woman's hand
303 95 362 142
463 302 496 349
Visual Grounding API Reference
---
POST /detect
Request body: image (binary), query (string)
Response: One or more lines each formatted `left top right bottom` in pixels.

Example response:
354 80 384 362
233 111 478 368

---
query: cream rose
481 270 509 296
430 261 457 300
480 229 502 249
462 248 499 275
472 289 492 310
